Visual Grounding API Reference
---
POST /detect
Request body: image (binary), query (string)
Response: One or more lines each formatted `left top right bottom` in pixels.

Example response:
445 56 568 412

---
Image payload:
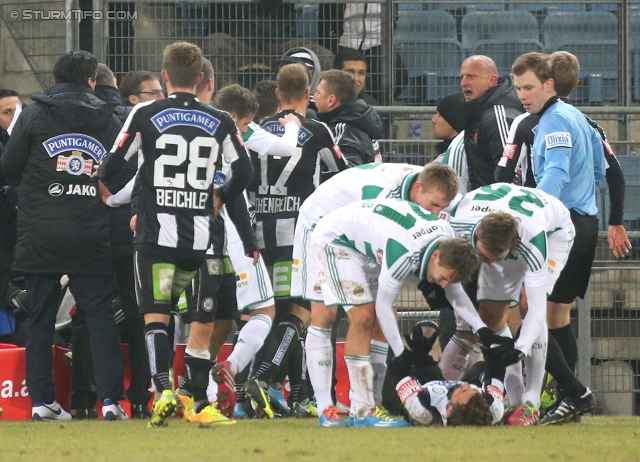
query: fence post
65 0 79 52
578 284 592 389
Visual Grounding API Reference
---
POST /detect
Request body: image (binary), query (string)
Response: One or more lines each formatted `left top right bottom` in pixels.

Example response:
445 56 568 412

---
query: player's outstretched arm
444 283 487 333
219 133 253 205
225 192 259 257
374 287 405 357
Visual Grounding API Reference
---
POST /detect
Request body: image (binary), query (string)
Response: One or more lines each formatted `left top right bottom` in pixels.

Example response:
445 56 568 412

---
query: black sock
549 325 578 373
184 353 213 413
144 322 172 392
251 313 303 383
236 362 251 402
167 312 181 367
546 332 586 396
287 332 307 404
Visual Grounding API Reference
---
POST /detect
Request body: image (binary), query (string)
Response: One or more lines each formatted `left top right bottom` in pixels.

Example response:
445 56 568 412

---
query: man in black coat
460 55 523 190
314 69 384 167
0 50 127 421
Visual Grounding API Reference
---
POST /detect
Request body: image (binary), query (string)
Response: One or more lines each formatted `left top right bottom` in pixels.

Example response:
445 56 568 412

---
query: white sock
466 345 481 374
439 335 474 380
370 340 388 407
344 355 374 418
227 314 272 375
498 326 524 408
522 327 548 408
305 326 334 413
206 373 218 403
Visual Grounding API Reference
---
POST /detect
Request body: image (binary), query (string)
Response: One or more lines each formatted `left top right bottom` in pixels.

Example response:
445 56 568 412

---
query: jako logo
49 183 64 196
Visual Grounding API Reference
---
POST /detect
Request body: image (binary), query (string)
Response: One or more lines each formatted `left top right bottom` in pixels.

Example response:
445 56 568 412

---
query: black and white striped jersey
248 109 347 265
99 92 252 255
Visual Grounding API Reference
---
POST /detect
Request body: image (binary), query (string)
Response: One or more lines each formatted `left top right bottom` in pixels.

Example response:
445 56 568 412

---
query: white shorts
291 218 322 301
226 218 274 311
311 237 379 311
477 227 573 304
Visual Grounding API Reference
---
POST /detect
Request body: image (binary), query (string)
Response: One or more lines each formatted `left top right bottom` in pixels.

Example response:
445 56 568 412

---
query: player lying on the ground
385 320 505 426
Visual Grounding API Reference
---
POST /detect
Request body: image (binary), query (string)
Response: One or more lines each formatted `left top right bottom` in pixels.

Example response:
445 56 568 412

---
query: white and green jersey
449 183 570 277
313 198 459 355
433 131 468 195
299 162 422 228
314 198 455 294
447 183 573 354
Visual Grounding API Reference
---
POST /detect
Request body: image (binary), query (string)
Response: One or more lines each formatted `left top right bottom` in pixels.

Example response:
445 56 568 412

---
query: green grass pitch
0 416 639 462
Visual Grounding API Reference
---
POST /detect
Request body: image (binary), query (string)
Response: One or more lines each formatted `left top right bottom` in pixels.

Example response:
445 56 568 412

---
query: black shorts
186 257 237 324
133 250 203 315
548 210 598 304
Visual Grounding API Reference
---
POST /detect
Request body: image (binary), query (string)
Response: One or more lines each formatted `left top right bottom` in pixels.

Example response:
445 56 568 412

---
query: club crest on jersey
201 297 214 312
353 284 365 297
56 151 94 176
43 133 106 163
503 143 517 159
214 170 226 187
151 109 220 135
545 132 572 149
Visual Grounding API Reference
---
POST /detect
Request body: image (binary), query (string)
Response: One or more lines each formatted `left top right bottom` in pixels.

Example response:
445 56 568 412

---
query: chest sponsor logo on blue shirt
152 109 220 135
43 133 106 162
262 121 312 146
544 131 572 150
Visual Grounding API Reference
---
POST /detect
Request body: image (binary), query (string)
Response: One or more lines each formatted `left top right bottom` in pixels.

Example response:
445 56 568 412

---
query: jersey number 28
154 134 219 190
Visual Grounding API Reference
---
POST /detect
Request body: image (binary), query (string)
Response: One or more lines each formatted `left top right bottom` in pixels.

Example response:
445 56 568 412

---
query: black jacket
463 76 523 190
92 88 137 260
494 98 626 226
317 99 383 166
0 82 122 276
94 85 125 115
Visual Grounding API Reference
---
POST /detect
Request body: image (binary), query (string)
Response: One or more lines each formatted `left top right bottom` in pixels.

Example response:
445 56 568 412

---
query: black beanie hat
436 92 467 133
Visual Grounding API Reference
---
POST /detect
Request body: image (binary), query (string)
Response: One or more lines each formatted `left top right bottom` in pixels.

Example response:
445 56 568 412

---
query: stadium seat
461 10 540 50
510 3 586 12
472 39 545 75
547 2 587 12
176 2 210 35
590 2 618 12
398 2 426 10
461 8 543 74
394 10 463 104
544 12 618 103
295 4 319 39
466 1 509 11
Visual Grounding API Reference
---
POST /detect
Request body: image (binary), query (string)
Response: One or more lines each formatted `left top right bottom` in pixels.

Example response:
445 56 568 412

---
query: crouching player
387 321 505 426
296 162 499 423
445 183 594 425
310 198 478 426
